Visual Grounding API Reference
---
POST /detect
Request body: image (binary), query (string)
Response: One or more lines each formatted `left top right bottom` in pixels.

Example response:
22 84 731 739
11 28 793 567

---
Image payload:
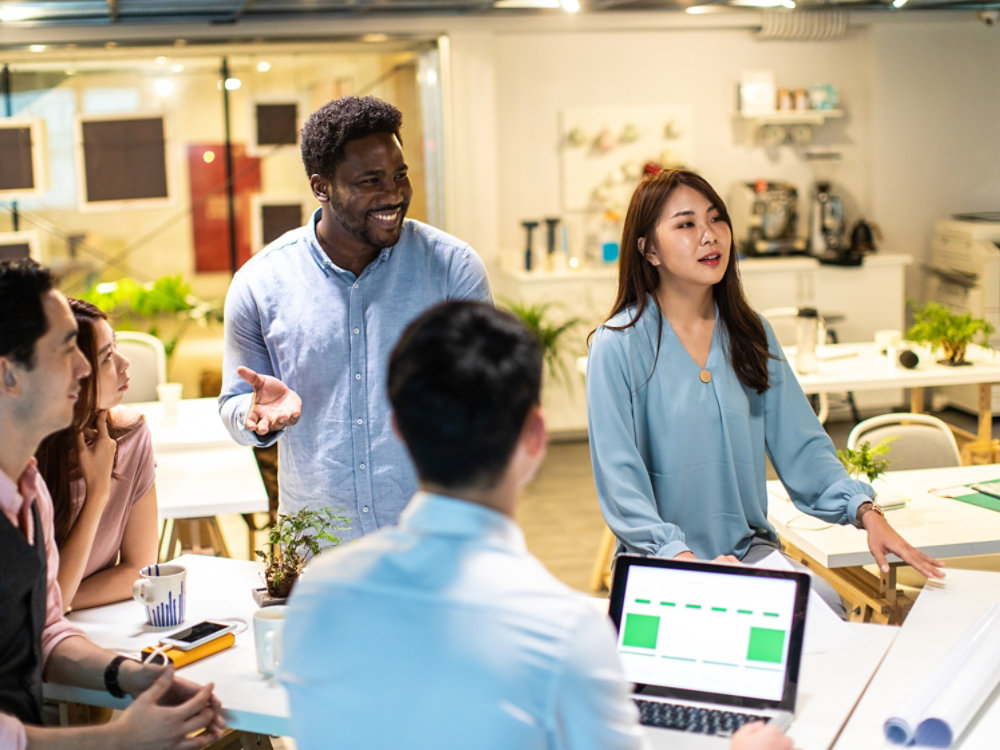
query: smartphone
159 620 236 651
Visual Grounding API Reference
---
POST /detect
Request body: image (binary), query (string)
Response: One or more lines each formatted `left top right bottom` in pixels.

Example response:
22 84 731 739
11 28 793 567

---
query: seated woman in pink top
35 299 159 611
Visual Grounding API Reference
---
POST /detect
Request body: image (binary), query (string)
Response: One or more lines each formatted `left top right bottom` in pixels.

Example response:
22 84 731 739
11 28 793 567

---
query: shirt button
355 373 361 380
359 463 366 470
353 282 359 289
356 418 363 425
362 506 370 513
353 327 360 334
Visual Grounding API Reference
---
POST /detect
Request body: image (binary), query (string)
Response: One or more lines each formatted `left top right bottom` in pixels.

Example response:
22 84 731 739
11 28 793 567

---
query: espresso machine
808 181 859 265
729 180 807 256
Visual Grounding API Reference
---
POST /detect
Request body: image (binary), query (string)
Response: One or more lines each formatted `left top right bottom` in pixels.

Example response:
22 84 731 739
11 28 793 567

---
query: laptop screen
608 555 810 712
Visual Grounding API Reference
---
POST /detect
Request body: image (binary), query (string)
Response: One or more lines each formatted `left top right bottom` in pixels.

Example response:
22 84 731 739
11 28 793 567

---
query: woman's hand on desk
674 551 742 565
730 720 795 750
862 513 945 579
238 365 303 435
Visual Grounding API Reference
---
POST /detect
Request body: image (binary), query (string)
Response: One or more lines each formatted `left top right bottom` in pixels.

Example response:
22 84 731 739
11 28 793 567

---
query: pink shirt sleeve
0 716 26 750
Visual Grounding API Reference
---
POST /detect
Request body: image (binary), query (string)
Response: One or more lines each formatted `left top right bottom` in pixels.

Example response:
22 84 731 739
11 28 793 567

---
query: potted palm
502 300 582 387
905 301 994 366
253 507 350 604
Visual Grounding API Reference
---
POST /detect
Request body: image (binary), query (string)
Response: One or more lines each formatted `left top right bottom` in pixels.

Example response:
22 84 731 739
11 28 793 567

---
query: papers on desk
753 550 860 654
884 602 1000 747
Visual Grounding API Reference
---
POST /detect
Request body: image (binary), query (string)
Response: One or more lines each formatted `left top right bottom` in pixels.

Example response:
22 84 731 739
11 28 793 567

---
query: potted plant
254 507 350 603
837 439 895 483
503 300 582 388
905 300 995 366
79 274 223 366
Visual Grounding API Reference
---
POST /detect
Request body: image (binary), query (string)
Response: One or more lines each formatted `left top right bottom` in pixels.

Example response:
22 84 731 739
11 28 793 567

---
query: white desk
793 342 1000 455
46 557 896 749
44 555 288 736
769 464 1000 622
132 399 269 558
834 568 1000 750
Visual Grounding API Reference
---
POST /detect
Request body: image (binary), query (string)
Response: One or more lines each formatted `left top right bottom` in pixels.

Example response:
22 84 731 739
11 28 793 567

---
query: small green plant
255 507 350 598
503 300 582 387
79 274 223 362
906 300 994 366
837 438 896 483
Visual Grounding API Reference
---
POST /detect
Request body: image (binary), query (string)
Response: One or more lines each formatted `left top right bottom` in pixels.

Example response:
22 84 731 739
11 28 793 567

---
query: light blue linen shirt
280 492 645 750
219 211 492 539
586 299 874 561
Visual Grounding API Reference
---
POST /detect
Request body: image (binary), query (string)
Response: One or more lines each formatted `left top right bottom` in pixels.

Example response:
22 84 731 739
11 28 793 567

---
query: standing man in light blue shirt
219 96 491 538
281 301 791 750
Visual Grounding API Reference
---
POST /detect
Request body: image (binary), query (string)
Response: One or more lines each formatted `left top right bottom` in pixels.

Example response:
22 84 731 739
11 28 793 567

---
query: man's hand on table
862 511 945 579
730 720 795 750
118 661 225 748
237 365 302 435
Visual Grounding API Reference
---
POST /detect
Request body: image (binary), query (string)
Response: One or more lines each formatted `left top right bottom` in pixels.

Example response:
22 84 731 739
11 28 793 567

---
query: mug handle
132 579 151 604
263 630 282 673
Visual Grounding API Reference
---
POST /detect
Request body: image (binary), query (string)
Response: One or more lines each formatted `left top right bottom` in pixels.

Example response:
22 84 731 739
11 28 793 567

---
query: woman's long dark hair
591 169 772 394
36 299 128 547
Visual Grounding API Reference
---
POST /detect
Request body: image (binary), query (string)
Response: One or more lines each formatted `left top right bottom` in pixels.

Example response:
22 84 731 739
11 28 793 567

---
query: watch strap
104 655 131 698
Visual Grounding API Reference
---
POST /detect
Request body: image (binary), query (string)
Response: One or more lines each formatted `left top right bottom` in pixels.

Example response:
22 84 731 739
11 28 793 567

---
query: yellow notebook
141 631 235 667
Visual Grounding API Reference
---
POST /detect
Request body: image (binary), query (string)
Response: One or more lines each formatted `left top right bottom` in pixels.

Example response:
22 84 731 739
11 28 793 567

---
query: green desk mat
951 483 1000 513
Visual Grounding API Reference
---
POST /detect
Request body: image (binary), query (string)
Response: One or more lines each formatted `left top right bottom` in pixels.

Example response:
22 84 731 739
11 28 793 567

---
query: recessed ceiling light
361 33 390 43
257 60 271 72
493 0 560 8
28 44 46 53
0 5 34 22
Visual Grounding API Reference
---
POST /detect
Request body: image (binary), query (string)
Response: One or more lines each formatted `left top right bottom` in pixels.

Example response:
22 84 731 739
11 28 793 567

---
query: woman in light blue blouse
586 169 943 590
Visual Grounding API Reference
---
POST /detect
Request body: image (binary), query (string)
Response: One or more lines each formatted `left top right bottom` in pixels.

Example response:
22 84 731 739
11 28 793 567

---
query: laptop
607 555 810 743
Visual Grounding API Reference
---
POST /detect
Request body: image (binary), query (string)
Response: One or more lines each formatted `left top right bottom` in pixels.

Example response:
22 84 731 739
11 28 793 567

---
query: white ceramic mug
132 563 186 627
156 382 183 423
254 605 287 677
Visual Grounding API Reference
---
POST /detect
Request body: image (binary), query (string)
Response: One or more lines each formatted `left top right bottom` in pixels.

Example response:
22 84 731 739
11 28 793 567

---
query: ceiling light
493 0 560 8
361 33 389 43
154 78 175 97
0 5 34 22
28 44 46 53
685 4 728 13
257 60 271 72
156 56 167 65
560 0 581 12
171 63 185 73
224 77 242 91
892 0 908 6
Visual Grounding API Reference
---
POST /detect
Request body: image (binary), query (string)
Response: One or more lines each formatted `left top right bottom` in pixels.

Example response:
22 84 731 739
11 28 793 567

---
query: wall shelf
737 109 844 127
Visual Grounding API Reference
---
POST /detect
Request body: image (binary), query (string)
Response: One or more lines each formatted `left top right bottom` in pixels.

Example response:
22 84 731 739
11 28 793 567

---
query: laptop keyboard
633 698 768 736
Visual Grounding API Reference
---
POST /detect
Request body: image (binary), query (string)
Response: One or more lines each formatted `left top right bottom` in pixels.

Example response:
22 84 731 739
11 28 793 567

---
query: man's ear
309 174 331 203
0 359 18 393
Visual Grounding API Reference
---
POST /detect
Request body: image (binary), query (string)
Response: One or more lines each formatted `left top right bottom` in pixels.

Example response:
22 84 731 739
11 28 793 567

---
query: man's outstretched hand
237 366 302 436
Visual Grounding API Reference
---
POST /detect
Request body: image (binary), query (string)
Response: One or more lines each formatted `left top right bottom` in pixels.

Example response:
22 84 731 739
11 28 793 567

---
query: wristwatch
103 655 133 698
857 500 885 525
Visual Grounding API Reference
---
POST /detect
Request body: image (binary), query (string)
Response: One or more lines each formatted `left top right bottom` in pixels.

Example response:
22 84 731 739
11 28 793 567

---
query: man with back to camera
0 259 225 750
280 300 792 750
219 95 492 540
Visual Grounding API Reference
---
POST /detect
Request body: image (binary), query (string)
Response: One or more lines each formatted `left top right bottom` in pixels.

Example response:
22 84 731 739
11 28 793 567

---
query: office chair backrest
115 331 167 403
846 412 962 470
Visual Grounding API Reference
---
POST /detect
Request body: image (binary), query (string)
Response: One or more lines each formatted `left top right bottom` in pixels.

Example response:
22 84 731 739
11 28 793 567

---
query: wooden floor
218 407 999 594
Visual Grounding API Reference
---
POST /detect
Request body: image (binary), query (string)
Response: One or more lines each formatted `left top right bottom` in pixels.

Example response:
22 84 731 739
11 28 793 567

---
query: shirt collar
400 491 526 553
305 207 398 280
0 458 39 520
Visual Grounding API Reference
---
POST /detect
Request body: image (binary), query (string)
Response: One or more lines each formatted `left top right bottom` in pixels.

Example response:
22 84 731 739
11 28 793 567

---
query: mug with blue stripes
132 563 186 628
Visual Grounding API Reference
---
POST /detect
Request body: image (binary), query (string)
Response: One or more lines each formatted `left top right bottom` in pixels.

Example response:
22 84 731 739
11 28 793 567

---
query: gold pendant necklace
699 369 712 384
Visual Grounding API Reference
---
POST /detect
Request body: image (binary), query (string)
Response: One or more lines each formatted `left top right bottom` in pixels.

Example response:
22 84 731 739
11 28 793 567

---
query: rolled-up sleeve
586 327 690 560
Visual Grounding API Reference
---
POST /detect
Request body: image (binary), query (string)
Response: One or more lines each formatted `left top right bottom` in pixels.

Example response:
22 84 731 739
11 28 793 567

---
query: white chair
115 331 167 403
846 412 962 470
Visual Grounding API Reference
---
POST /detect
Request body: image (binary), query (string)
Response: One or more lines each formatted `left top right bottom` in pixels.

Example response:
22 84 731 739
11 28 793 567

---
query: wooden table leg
910 385 925 414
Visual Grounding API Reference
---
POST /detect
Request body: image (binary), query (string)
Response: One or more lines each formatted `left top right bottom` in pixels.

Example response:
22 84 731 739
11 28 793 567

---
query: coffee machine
729 180 807 256
808 181 859 264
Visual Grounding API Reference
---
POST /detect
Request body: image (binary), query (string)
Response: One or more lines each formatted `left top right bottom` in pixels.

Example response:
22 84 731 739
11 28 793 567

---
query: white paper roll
884 603 1000 746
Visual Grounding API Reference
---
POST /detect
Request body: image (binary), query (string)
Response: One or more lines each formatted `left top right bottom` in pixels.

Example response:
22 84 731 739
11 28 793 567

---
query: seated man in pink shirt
0 259 225 750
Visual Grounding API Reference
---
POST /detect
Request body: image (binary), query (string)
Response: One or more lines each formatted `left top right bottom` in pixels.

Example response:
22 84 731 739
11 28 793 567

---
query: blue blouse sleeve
586 326 691 559
760 320 874 526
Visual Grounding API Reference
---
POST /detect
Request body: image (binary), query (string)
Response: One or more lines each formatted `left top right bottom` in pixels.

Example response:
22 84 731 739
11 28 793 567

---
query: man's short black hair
300 96 403 179
0 259 54 369
388 301 543 491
